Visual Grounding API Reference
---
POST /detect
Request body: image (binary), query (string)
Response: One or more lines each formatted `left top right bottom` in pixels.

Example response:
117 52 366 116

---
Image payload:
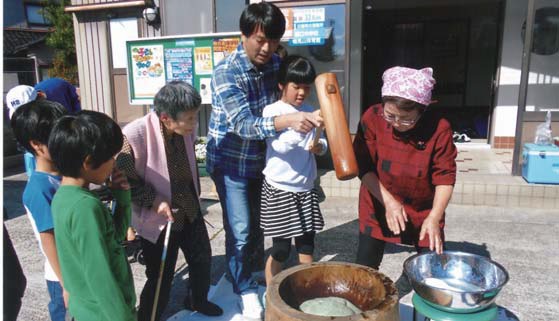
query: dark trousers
356 232 434 298
137 217 211 321
3 224 26 321
356 232 429 269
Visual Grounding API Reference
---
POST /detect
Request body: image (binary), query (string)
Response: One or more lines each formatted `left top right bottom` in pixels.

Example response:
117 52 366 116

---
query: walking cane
150 220 173 321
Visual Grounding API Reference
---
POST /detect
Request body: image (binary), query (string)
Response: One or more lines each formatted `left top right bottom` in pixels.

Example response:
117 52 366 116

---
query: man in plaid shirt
207 3 322 320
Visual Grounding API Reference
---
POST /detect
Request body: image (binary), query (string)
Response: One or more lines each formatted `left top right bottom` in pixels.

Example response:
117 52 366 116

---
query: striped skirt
260 180 324 238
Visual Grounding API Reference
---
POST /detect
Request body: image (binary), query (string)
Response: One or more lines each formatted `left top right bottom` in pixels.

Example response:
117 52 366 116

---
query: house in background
3 0 57 162
3 0 56 95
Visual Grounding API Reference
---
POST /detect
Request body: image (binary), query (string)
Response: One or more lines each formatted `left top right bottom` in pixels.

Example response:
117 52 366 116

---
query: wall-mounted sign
281 7 328 47
126 32 241 105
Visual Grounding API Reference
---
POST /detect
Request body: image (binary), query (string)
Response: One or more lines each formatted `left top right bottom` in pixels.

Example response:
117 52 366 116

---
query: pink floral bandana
381 67 436 106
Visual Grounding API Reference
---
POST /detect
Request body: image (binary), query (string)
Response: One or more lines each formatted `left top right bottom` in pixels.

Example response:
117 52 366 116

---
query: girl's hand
63 289 69 308
109 168 130 191
385 199 408 235
307 141 323 154
420 216 443 254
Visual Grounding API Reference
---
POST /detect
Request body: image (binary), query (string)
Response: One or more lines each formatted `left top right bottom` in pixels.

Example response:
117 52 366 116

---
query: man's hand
152 197 174 222
275 111 324 133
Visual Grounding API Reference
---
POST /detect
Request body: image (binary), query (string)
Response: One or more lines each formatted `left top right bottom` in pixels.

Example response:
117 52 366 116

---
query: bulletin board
126 32 241 105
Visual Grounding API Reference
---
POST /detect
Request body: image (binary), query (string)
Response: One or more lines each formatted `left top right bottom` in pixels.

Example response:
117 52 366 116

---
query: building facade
66 0 558 174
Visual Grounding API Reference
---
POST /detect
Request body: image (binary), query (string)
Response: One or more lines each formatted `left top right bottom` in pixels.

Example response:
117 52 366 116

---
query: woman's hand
109 168 130 191
152 196 175 222
384 199 408 235
420 216 443 254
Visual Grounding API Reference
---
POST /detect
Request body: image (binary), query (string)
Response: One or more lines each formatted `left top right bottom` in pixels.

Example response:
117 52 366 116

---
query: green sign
126 32 241 105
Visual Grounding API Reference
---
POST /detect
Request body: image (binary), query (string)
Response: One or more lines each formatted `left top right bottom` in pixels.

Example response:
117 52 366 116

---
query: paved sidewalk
3 167 559 321
316 145 559 209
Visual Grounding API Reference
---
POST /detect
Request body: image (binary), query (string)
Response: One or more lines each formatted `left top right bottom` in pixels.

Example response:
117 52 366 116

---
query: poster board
126 32 241 105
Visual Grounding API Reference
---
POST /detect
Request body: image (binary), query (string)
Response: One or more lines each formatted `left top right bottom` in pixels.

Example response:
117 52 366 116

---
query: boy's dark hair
382 96 427 112
10 100 67 155
277 55 316 86
240 2 285 40
48 111 123 178
153 81 201 120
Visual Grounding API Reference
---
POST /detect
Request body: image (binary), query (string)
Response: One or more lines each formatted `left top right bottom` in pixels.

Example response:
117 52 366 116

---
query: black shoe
192 301 223 317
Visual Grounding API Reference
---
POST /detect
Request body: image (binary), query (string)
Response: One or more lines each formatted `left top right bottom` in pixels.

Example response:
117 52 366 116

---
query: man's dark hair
48 110 123 178
277 55 316 85
10 100 67 155
239 2 285 39
153 81 201 120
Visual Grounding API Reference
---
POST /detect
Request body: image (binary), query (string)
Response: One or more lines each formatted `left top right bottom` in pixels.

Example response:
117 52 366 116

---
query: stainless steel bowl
403 251 509 313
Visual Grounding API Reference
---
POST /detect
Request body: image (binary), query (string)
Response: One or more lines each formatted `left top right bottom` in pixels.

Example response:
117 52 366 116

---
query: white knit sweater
262 100 328 192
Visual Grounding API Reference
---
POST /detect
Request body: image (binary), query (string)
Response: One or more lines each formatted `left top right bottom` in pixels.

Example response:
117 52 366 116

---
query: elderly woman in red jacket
353 66 457 296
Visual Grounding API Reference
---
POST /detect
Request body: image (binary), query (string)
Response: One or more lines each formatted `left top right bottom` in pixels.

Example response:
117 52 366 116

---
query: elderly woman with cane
117 82 222 321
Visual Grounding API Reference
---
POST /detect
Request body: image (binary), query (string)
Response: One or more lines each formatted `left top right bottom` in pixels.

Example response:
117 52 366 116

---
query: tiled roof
3 28 51 55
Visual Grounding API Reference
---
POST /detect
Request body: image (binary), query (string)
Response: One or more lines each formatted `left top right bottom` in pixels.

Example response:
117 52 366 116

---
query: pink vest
122 112 199 243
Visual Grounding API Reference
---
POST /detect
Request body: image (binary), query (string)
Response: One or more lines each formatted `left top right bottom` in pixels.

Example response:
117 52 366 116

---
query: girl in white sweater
261 55 328 287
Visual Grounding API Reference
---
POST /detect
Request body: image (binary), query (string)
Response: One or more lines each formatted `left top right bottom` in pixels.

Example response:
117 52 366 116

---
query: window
279 4 347 108
110 18 139 69
215 0 246 32
522 7 559 56
25 4 50 26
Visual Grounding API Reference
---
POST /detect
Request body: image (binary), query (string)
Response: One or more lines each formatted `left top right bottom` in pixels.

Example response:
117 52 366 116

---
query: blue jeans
211 169 264 294
46 280 67 321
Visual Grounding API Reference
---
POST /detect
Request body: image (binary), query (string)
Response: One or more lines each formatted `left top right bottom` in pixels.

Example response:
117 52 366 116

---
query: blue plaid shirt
206 43 281 178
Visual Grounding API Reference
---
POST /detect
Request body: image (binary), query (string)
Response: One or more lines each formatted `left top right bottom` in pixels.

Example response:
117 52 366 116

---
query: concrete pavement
3 169 559 321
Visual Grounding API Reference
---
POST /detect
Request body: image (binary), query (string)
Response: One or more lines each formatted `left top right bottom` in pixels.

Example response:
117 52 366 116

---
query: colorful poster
131 45 165 97
212 38 240 65
199 77 212 104
194 47 213 75
165 48 193 85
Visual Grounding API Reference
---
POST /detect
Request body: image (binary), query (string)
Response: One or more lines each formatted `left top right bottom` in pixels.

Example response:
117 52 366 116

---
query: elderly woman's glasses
382 110 421 126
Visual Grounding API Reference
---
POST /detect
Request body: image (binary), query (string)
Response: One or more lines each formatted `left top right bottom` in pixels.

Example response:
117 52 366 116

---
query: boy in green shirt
48 111 136 321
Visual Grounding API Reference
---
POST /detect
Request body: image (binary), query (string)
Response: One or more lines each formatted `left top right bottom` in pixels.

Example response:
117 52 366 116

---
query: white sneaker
239 290 263 321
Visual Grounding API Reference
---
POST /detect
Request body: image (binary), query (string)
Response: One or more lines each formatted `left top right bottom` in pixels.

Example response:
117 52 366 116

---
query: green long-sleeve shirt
52 185 136 321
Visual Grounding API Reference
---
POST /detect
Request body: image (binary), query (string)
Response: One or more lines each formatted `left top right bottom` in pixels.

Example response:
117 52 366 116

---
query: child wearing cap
6 84 41 176
6 85 38 118
353 66 457 297
10 100 68 321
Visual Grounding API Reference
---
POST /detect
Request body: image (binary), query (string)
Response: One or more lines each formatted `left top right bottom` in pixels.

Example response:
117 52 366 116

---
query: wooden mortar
265 262 399 321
